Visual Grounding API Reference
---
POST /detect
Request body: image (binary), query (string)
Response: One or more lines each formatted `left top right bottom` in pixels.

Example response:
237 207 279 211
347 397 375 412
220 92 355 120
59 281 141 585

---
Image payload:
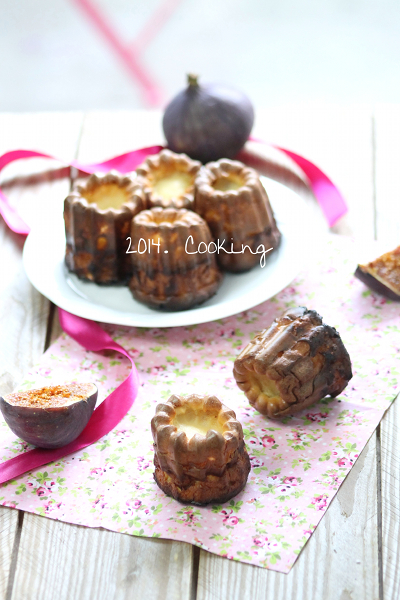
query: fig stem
187 73 199 87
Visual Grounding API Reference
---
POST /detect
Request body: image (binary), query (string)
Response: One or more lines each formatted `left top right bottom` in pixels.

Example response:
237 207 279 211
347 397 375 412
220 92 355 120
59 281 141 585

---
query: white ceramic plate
23 178 315 328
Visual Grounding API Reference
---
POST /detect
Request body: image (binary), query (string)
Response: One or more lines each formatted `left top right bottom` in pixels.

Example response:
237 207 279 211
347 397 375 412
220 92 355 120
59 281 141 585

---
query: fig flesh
355 245 400 300
0 383 97 449
163 74 254 164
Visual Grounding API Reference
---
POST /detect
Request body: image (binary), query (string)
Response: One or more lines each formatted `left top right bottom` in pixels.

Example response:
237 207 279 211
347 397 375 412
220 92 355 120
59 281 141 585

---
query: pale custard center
173 411 224 439
252 374 281 401
152 173 192 200
213 175 244 192
83 184 129 210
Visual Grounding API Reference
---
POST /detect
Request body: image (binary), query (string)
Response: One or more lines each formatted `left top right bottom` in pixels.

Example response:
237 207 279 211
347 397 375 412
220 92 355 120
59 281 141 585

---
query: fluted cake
128 207 222 310
64 172 146 284
151 394 251 504
194 159 281 272
135 149 201 209
233 307 352 418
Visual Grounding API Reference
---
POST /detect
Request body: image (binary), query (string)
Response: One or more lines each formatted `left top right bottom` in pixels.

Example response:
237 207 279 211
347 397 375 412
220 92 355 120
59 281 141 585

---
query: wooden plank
379 402 400 600
374 104 400 245
196 106 380 597
11 515 194 600
197 437 378 600
0 112 84 600
76 109 165 162
373 103 400 600
12 111 194 600
255 104 375 238
0 499 20 600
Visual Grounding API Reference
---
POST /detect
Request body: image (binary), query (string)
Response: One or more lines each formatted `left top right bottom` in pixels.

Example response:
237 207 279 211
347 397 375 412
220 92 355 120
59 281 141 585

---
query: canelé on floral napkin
0 235 398 573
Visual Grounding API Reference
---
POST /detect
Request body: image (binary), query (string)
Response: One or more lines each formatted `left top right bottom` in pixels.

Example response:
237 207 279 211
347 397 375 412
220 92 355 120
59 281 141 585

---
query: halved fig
0 383 97 449
355 245 400 300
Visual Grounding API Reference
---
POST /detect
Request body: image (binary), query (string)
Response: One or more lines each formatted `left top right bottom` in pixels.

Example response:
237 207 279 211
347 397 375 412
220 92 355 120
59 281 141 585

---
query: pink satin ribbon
249 137 347 227
0 141 347 485
0 145 164 235
0 142 347 235
0 309 139 486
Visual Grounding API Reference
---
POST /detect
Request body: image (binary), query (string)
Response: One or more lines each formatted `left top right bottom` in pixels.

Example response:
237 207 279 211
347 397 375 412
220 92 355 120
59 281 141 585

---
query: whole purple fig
163 74 254 164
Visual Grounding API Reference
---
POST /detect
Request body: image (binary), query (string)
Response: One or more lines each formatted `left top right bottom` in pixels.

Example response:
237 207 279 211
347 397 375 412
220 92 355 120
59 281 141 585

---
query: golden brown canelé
355 245 400 300
64 172 146 284
135 149 201 209
194 159 281 272
233 307 352 419
151 394 251 505
128 207 223 310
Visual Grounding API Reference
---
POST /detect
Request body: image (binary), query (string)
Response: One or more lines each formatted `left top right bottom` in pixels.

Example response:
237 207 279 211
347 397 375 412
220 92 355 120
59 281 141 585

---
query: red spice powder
4 383 95 408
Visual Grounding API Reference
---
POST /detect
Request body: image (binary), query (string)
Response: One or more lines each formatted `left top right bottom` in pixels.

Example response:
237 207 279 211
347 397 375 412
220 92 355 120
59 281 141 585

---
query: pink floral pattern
0 236 399 573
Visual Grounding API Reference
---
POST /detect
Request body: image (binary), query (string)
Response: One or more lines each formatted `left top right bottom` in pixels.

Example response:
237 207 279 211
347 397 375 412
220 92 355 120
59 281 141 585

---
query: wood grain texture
380 401 400 600
374 104 400 600
11 513 194 600
0 113 84 600
197 437 379 600
0 501 19 599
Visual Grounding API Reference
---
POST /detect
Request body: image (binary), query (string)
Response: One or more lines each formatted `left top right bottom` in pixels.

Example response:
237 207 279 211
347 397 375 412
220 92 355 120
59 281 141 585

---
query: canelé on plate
151 394 251 504
128 207 223 310
233 307 352 418
194 159 281 272
64 172 146 284
135 149 201 210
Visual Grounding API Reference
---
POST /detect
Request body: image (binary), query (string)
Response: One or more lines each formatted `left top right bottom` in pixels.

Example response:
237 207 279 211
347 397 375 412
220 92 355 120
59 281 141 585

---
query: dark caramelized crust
128 207 222 310
355 245 400 300
194 159 281 272
154 446 250 504
136 149 201 209
64 172 146 284
151 394 251 505
233 307 352 418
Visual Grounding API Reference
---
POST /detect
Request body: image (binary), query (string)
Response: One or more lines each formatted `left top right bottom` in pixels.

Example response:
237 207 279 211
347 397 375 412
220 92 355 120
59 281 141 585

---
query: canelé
64 172 146 284
233 307 352 418
355 245 400 300
194 159 281 272
135 149 201 209
128 207 223 310
151 394 251 504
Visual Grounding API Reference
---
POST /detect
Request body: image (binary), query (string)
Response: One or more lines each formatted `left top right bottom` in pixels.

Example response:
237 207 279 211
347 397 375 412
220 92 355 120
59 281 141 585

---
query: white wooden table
0 107 399 600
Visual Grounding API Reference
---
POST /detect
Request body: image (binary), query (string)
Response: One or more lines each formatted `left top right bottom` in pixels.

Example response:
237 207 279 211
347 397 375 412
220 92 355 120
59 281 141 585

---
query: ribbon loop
0 309 139 486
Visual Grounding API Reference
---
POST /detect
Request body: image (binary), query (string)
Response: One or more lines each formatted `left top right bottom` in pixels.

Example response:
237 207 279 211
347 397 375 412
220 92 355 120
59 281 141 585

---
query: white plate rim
23 178 316 328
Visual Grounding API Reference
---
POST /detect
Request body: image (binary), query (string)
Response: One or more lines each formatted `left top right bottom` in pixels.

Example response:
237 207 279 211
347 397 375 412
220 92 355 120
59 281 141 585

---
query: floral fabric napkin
0 235 398 573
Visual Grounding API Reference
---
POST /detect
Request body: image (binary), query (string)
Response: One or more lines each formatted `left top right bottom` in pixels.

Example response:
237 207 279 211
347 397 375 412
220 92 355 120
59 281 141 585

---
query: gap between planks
373 103 400 600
